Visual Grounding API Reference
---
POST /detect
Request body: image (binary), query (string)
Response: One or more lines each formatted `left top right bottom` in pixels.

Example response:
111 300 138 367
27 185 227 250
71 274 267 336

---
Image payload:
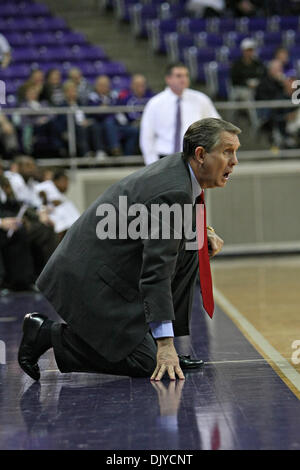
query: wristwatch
207 225 215 233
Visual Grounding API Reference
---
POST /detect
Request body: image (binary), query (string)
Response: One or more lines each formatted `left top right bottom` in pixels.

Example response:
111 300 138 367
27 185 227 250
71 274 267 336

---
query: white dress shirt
140 87 220 165
0 34 10 61
5 171 42 208
34 180 80 233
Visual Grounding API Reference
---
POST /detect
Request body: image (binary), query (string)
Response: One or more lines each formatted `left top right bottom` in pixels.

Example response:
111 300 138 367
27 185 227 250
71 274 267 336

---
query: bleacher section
0 0 130 106
107 0 300 99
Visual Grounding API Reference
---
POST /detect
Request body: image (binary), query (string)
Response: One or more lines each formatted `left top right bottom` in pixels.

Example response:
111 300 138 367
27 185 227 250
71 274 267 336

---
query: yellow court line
214 287 300 401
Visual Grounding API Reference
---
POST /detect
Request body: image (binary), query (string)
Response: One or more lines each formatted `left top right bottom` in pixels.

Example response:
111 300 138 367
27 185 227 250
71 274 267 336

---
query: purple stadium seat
0 64 31 79
129 4 159 37
159 3 186 20
181 18 207 34
289 46 300 60
216 17 237 32
254 31 283 46
3 32 25 46
224 32 249 48
258 45 276 61
271 16 300 31
195 48 217 63
71 46 107 61
115 0 137 22
196 32 224 48
111 75 131 91
149 18 179 52
12 47 38 63
227 47 242 62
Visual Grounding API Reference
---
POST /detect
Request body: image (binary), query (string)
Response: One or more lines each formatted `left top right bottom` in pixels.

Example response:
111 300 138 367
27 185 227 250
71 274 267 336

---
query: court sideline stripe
214 287 300 400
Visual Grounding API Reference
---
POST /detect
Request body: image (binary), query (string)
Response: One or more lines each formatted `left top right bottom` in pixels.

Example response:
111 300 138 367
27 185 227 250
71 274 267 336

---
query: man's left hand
207 229 224 258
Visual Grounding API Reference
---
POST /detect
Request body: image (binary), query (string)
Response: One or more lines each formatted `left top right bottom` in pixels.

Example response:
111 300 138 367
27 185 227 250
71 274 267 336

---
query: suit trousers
50 248 199 378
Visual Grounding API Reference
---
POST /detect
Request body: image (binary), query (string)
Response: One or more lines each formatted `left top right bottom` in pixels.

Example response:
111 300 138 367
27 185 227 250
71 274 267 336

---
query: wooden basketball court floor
0 254 299 450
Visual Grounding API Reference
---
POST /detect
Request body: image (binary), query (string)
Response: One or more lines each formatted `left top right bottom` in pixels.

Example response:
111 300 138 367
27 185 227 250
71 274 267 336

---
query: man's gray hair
182 118 241 161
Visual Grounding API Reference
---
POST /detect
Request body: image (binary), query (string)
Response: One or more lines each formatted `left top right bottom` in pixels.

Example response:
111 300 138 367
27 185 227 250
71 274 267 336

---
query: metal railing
1 99 299 168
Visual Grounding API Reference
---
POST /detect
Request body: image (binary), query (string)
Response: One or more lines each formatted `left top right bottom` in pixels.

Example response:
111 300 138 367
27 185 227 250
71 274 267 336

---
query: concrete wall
67 161 300 254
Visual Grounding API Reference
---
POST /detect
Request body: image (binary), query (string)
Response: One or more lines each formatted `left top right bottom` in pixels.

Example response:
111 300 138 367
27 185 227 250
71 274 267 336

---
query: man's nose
231 152 238 166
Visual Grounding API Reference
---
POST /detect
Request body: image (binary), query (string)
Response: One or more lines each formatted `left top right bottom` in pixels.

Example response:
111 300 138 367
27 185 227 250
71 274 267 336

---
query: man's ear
194 146 205 164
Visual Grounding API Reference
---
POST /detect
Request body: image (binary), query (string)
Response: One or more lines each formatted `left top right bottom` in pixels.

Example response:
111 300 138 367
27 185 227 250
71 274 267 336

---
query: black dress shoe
178 355 204 369
18 312 49 381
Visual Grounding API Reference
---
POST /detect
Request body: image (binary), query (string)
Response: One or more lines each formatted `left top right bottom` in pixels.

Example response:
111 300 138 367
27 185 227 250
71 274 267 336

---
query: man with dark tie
140 63 220 165
18 118 241 382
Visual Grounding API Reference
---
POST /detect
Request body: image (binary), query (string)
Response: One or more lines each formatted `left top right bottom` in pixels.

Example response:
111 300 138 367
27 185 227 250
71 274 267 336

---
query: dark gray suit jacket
37 153 194 362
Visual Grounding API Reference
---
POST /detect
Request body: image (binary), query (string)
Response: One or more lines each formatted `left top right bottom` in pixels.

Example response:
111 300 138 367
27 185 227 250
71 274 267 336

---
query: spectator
19 84 60 156
88 75 125 156
273 47 290 72
140 63 220 165
17 69 45 103
230 38 265 102
227 0 263 16
35 170 80 240
255 60 286 144
256 59 285 102
0 175 36 291
0 33 11 69
40 68 64 106
118 74 153 125
68 67 92 105
0 157 58 289
280 70 300 147
0 113 19 158
187 0 225 17
54 80 102 158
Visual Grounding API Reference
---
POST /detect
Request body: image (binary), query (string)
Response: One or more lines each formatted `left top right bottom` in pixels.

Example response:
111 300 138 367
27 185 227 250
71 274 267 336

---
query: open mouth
223 171 231 180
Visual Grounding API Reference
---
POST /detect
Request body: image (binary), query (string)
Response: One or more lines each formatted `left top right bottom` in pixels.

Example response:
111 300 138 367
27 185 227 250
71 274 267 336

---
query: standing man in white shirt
140 63 220 165
0 33 11 69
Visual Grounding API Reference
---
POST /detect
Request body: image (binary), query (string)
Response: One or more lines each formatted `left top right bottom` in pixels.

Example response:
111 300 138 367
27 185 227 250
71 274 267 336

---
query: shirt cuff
149 321 174 339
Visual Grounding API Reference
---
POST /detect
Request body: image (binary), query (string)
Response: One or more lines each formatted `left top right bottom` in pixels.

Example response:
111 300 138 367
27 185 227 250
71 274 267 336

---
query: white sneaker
95 150 107 161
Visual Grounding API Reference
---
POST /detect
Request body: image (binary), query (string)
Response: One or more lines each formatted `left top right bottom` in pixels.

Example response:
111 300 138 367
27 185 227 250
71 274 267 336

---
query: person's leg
88 120 105 152
51 322 156 378
75 124 89 157
1 227 35 289
25 220 58 276
118 124 139 155
102 117 121 155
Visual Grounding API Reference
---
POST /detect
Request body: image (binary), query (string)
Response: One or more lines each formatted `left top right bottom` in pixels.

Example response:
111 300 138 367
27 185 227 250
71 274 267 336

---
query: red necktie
196 190 214 318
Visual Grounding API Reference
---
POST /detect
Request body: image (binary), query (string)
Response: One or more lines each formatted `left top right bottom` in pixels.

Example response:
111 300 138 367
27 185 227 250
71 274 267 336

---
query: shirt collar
165 87 186 100
188 163 202 205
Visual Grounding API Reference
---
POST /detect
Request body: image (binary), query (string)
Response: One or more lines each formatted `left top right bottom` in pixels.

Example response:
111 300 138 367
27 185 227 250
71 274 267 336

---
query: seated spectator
273 47 290 73
40 68 64 106
17 69 45 104
117 74 153 154
35 170 80 240
187 0 225 17
0 159 58 290
118 74 153 124
35 166 55 183
280 70 300 148
0 113 19 158
88 75 121 156
0 33 11 69
255 60 286 144
18 84 60 156
68 67 92 105
227 0 263 16
53 80 103 158
230 38 265 101
256 59 285 103
88 75 140 156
